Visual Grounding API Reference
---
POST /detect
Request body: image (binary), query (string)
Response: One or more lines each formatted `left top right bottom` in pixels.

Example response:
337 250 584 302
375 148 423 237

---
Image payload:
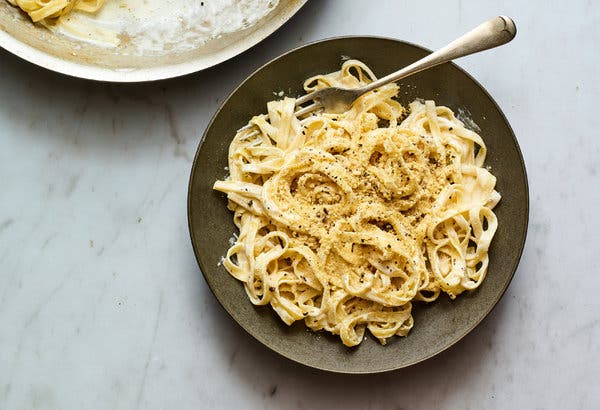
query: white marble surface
1 1 599 409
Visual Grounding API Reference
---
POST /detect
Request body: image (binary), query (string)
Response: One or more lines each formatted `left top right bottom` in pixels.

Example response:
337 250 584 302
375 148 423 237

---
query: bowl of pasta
188 36 528 373
0 0 306 81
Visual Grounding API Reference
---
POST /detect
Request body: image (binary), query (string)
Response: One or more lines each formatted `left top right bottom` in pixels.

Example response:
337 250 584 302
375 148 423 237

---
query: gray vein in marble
227 342 240 371
25 269 76 329
64 174 82 198
155 174 181 209
133 182 159 224
570 318 600 339
2 268 76 404
165 104 192 162
40 233 58 250
268 385 278 397
103 84 164 110
68 91 92 151
104 84 121 105
0 218 15 235
0 213 45 310
135 292 164 410
80 280 109 333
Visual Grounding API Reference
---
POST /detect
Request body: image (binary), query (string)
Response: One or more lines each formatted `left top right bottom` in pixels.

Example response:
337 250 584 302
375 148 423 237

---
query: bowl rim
187 35 529 374
0 0 307 82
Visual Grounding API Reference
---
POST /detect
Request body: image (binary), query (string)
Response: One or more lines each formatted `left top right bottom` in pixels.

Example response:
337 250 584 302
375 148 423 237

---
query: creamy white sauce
456 106 482 133
59 0 279 54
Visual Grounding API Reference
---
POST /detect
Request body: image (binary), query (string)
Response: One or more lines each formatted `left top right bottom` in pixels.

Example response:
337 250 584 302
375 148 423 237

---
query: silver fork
239 15 516 135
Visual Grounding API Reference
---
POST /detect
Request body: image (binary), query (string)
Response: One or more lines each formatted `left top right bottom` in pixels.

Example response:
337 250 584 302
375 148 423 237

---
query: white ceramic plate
0 0 306 82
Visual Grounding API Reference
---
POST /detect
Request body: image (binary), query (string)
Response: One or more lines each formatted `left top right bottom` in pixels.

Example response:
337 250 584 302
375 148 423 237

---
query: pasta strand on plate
214 60 500 347
8 0 105 23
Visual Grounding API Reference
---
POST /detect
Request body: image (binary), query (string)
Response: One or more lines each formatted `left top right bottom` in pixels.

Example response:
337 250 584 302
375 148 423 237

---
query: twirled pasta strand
8 0 105 23
214 60 500 347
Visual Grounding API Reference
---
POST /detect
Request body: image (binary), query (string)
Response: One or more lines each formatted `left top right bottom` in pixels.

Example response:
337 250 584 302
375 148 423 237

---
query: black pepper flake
269 287 275 291
248 200 253 207
449 127 453 131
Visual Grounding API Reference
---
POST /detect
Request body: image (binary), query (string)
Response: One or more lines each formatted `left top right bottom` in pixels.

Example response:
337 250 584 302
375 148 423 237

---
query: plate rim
188 35 530 374
0 0 307 82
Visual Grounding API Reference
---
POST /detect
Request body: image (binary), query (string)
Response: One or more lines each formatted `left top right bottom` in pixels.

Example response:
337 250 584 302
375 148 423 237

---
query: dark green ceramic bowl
188 37 528 374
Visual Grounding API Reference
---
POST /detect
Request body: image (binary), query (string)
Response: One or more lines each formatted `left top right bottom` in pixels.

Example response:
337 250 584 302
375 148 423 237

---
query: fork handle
362 16 517 93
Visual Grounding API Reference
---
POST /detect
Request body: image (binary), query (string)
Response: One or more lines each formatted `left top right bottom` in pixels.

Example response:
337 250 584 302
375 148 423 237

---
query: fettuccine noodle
213 60 500 347
7 0 105 23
